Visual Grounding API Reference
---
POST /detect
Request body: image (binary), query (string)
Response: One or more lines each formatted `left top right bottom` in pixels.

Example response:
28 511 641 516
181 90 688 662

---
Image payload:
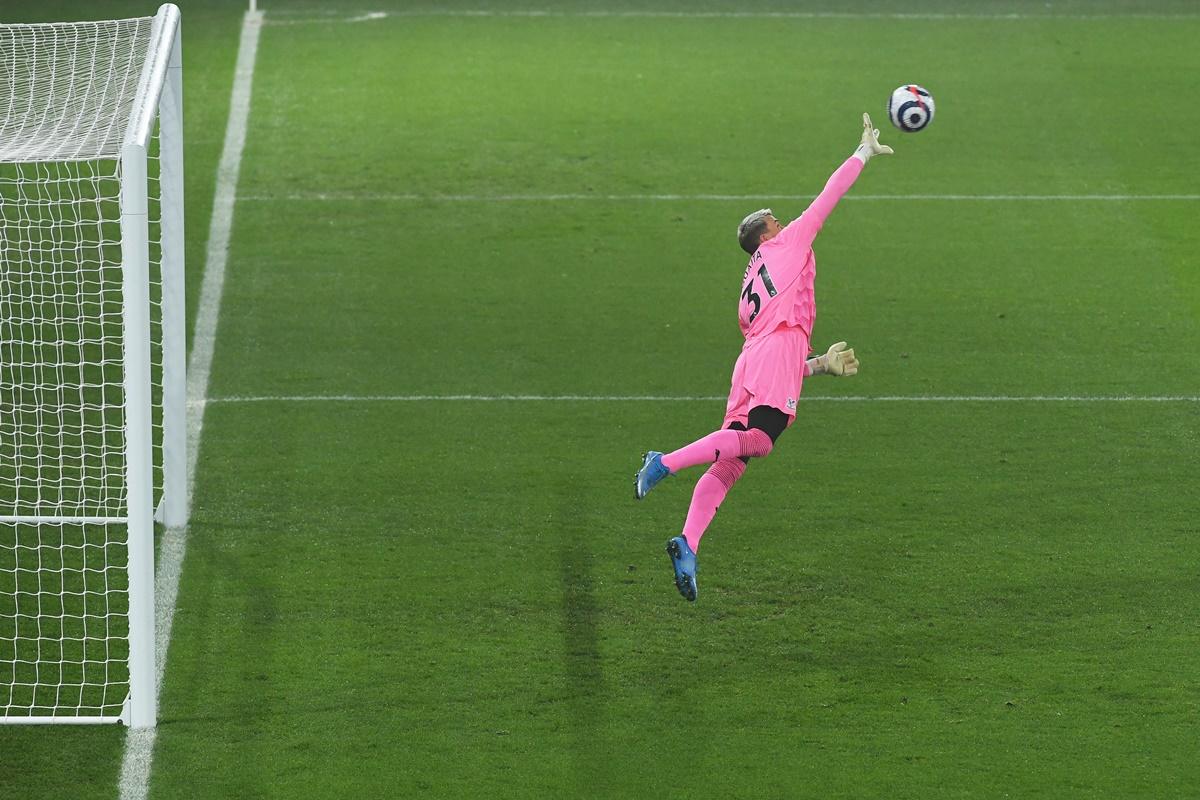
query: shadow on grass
558 496 606 789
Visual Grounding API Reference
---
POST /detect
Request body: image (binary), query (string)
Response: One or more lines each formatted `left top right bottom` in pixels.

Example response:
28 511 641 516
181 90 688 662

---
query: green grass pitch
2 0 1199 797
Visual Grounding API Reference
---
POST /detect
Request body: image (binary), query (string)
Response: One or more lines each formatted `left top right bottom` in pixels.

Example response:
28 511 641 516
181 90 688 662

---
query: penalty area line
197 394 1200 404
262 9 1200 24
236 192 1200 203
117 9 264 800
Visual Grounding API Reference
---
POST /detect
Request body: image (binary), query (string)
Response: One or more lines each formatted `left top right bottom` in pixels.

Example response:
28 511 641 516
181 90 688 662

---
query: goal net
0 4 185 728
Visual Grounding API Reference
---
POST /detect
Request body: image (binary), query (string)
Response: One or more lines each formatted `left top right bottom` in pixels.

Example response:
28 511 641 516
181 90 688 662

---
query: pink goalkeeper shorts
723 325 810 428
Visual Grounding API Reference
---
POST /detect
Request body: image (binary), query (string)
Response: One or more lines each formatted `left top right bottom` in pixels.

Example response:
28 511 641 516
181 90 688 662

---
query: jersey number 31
741 264 778 324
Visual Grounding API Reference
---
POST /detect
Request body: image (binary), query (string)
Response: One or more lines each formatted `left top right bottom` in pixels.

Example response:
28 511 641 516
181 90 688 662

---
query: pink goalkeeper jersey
737 156 864 340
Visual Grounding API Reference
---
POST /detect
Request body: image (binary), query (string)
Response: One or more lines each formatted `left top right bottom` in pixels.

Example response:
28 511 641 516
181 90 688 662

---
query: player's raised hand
823 341 859 376
857 113 894 160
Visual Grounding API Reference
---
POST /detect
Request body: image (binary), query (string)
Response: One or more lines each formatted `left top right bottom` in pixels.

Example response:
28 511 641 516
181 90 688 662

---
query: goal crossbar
0 516 129 525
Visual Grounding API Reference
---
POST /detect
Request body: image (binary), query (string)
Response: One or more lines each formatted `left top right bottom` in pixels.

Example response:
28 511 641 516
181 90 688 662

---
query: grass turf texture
2 0 1200 797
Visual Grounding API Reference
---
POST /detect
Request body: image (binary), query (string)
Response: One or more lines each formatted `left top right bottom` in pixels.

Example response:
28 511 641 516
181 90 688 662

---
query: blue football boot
665 536 698 602
634 451 670 500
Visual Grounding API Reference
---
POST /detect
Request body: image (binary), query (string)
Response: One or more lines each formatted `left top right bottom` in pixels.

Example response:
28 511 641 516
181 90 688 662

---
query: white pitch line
237 192 1200 203
117 10 263 800
262 9 1200 24
198 394 1200 404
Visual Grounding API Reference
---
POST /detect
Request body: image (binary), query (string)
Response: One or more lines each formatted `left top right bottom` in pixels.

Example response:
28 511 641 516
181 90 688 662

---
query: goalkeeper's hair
737 208 773 255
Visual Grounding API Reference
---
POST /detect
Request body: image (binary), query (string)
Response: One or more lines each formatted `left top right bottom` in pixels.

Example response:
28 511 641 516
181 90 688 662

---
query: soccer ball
887 85 935 132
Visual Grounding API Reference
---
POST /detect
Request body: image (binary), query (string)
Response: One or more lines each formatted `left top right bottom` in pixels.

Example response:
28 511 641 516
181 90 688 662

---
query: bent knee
736 427 774 459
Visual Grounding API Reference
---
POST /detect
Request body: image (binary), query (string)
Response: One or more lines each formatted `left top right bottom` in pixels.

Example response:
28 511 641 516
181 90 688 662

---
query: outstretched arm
782 114 893 248
805 341 859 377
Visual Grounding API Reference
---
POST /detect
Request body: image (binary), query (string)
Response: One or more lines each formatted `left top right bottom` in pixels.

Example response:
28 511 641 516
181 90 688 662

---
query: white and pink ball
887 84 935 132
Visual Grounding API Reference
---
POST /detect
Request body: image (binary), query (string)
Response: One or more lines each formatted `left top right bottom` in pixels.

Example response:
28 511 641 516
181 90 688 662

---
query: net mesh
0 14 161 719
0 19 151 163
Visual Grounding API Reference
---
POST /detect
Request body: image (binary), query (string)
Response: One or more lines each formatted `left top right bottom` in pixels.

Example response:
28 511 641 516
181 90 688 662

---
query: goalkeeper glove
853 113 893 163
813 341 859 376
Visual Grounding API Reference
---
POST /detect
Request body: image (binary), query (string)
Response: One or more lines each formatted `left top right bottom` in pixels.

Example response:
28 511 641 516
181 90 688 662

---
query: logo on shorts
786 397 796 410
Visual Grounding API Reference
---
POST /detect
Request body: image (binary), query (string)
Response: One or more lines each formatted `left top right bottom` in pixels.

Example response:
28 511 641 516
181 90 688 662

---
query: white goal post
0 4 185 728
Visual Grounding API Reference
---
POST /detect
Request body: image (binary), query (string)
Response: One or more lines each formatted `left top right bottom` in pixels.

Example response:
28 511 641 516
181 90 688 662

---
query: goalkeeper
634 114 892 602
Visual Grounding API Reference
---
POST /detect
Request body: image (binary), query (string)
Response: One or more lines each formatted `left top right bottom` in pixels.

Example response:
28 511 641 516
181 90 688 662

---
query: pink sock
661 427 772 473
682 458 747 552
